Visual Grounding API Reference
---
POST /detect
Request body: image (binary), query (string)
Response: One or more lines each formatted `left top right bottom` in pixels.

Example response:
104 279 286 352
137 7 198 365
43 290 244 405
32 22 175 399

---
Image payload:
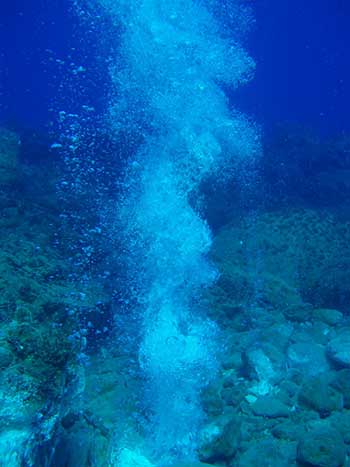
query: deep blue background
1 0 349 136
237 0 350 136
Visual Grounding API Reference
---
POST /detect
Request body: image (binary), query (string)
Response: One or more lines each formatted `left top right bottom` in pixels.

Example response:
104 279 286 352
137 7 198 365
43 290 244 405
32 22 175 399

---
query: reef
199 205 350 466
0 128 110 465
2 1 350 463
1 122 349 466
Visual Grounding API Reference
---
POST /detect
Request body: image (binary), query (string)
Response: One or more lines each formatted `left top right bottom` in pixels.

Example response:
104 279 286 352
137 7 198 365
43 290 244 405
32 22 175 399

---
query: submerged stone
296 427 346 467
252 395 290 418
329 369 350 408
237 438 296 467
287 342 329 376
312 308 343 326
0 345 13 368
298 374 344 416
198 414 240 462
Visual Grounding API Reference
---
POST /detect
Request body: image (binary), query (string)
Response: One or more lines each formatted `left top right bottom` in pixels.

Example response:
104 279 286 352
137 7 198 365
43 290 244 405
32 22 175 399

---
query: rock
329 369 350 409
252 395 290 418
222 373 236 388
284 303 313 323
61 412 80 430
238 438 297 467
298 374 344 416
221 385 244 407
0 345 13 368
201 383 224 416
287 342 329 376
272 421 301 441
198 414 240 462
312 308 343 326
244 349 276 395
296 427 346 467
279 379 301 399
328 411 350 444
327 331 350 368
221 351 242 371
307 321 334 345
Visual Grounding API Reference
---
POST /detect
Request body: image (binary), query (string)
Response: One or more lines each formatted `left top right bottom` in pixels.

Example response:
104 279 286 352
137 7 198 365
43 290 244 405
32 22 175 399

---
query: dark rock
198 414 241 462
221 351 242 371
201 383 224 416
252 395 290 418
61 412 80 430
272 421 301 441
221 385 244 407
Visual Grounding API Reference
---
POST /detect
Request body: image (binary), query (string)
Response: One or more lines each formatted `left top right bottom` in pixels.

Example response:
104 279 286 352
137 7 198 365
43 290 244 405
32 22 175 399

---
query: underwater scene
1 0 350 466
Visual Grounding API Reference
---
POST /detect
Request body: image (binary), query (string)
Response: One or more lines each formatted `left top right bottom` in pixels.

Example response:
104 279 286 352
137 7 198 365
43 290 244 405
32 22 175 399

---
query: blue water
1 0 350 134
1 1 350 466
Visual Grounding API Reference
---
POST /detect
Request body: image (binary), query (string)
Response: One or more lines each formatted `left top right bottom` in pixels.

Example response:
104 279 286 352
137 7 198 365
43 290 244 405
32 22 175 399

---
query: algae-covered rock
237 438 297 467
251 395 290 418
327 331 350 368
298 373 344 416
0 344 13 368
0 126 111 464
296 426 346 467
272 421 302 441
328 410 350 444
287 342 329 376
329 369 350 409
311 308 343 326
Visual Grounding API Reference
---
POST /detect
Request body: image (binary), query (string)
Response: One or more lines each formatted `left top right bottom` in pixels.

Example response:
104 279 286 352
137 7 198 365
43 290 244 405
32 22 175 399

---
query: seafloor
1 125 350 466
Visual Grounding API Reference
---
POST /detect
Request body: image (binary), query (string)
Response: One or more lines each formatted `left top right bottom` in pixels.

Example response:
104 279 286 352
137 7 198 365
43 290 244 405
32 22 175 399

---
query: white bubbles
89 0 260 463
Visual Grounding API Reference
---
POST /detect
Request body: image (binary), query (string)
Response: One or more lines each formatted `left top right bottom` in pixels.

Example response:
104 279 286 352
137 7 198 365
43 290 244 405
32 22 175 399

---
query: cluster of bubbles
63 0 261 464
44 4 124 359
